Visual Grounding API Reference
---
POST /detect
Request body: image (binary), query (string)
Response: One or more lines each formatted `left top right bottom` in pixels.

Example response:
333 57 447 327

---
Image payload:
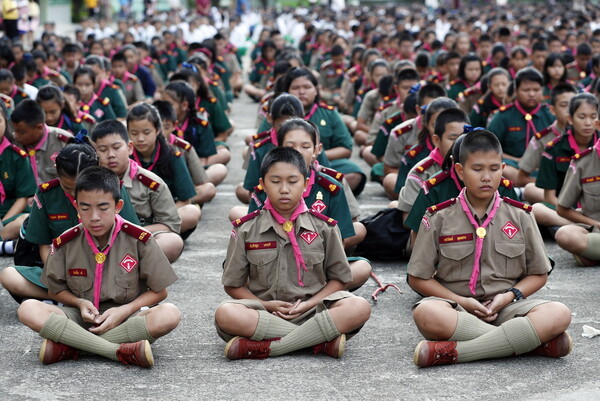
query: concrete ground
1 94 599 401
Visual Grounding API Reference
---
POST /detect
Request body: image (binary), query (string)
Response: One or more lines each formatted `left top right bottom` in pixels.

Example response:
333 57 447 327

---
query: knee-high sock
100 316 156 344
250 310 297 341
580 233 600 260
449 311 496 341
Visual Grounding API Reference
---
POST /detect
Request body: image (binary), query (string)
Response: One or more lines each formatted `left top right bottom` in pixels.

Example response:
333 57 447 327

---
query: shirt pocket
582 182 600 212
246 249 278 287
114 270 139 304
301 250 326 287
438 243 474 282
494 242 527 279
65 276 93 298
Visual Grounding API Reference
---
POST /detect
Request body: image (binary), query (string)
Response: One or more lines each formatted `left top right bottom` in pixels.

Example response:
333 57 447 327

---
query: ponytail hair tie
420 104 428 115
463 124 484 134
73 130 88 144
409 82 422 94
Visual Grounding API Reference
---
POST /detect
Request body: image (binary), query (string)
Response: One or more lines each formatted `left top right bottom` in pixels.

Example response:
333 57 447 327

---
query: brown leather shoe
116 340 154 368
224 336 273 360
414 340 459 368
313 334 346 358
574 254 597 267
526 332 573 358
39 339 79 365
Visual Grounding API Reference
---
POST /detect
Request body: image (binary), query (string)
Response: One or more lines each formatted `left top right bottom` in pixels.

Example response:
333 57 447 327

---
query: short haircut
576 42 592 56
515 67 543 89
63 84 81 101
91 120 129 142
568 92 599 116
0 69 14 83
260 147 309 179
11 99 45 126
531 41 548 52
550 83 577 106
395 67 419 83
75 166 120 203
445 51 461 62
111 51 127 64
277 118 319 147
56 139 99 178
433 108 469 138
418 83 446 105
270 92 304 120
153 100 177 123
62 43 82 54
458 129 502 164
31 50 47 62
331 45 344 57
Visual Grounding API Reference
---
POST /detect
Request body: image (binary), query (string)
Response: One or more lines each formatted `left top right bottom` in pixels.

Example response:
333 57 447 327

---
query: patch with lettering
501 221 519 239
120 254 138 273
421 216 431 231
33 193 42 209
555 156 571 163
68 269 87 277
49 213 69 220
439 233 474 243
245 241 276 250
311 200 327 213
581 175 600 184
300 231 318 244
508 126 523 132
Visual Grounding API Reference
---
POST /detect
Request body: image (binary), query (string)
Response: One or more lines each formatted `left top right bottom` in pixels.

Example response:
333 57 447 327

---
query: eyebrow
78 201 111 207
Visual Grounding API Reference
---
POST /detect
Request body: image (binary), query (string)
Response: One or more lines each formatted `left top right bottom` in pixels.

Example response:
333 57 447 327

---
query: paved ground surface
1 93 600 401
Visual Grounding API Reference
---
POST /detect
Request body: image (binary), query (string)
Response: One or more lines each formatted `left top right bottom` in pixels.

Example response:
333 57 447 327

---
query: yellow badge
95 252 106 263
476 227 486 238
316 191 323 200
429 178 437 185
28 149 36 156
41 182 49 189
580 71 586 78
82 105 90 111
3 172 8 179
320 119 326 126
329 184 337 192
525 113 532 121
503 179 510 187
283 221 293 232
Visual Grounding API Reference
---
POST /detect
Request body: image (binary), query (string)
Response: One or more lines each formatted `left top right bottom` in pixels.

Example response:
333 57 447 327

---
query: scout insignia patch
501 221 519 239
68 269 87 277
316 191 323 200
120 254 138 273
300 231 318 244
311 199 327 213
245 241 276 250
320 119 326 126
230 229 237 238
421 215 431 231
94 109 104 118
50 152 59 162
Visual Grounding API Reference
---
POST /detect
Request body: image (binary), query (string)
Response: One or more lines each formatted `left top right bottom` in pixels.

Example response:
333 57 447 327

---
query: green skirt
14 265 46 288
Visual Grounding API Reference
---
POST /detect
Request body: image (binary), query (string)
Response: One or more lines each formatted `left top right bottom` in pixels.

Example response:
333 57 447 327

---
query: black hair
543 53 567 85
126 103 173 178
261 39 277 54
75 166 120 203
479 34 492 43
11 99 45 126
62 43 82 54
368 58 390 74
576 42 592 56
153 100 177 124
0 100 13 142
414 52 430 69
458 54 483 82
276 117 319 148
568 92 599 116
550 83 577 106
445 51 461 62
433 108 469 138
418 97 458 142
510 46 528 60
73 65 97 85
84 55 105 70
111 51 127 64
0 69 14 83
36 85 78 121
361 48 382 65
31 50 47 62
395 67 419 83
378 75 394 97
163 80 196 127
63 84 81 101
458 129 502 164
270 92 304 120
273 60 292 77
531 41 548 52
418 83 446 105
282 67 320 104
331 45 344 57
56 139 99 178
441 133 465 170
0 45 15 66
404 92 418 116
260 146 309 179
91 119 129 142
515 67 543 89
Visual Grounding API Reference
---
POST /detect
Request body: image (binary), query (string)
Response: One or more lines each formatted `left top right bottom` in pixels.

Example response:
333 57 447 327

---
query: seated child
16 166 180 368
215 147 371 359
407 130 572 368
92 120 185 263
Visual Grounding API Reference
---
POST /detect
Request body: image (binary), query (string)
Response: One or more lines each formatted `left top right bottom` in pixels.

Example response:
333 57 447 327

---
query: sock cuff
250 310 270 341
581 233 600 260
315 309 341 342
502 317 541 355
127 316 156 343
39 312 68 343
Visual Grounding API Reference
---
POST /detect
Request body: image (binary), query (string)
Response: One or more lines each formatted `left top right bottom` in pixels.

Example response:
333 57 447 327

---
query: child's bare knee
17 299 41 324
159 303 181 329
215 303 243 328
547 302 572 329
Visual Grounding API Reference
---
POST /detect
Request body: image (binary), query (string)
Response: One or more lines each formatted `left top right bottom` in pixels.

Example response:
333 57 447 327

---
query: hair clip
182 62 199 73
74 130 88 143
420 104 428 114
463 124 484 134
409 82 422 94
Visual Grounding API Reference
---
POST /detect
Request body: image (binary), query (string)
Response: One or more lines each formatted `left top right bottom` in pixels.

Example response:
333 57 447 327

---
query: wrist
504 287 524 302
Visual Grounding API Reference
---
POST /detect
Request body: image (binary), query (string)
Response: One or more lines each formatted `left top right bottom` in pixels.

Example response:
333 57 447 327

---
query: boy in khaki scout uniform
16 166 180 368
11 100 73 185
92 120 184 263
555 140 600 266
215 147 371 360
407 130 572 368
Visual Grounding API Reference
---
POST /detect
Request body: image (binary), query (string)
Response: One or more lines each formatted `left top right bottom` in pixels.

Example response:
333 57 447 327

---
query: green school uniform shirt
97 80 128 119
81 97 117 123
394 140 434 194
371 109 404 158
0 143 36 218
469 94 502 129
446 80 468 101
198 97 231 136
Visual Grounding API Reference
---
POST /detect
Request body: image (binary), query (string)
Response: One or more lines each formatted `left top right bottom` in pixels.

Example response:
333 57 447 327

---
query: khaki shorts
413 296 549 326
215 291 356 342
59 305 144 329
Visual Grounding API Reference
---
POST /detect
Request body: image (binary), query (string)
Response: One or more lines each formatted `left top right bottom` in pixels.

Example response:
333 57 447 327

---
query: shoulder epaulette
174 150 182 157
253 136 272 149
448 79 459 86
497 103 514 113
252 130 271 141
392 122 414 138
319 166 344 181
502 197 532 213
110 84 119 90
535 126 552 139
210 80 218 87
500 177 514 189
462 86 481 97
316 173 341 194
128 73 138 82
39 178 60 192
308 209 337 226
209 97 217 104
47 70 60 77
572 147 593 160
18 89 27 97
232 209 261 227
424 169 451 190
545 136 561 149
196 117 209 127
9 144 27 158
384 111 404 126
321 59 333 68
318 102 335 111
121 221 152 243
171 135 192 151
477 98 484 105
406 143 425 159
136 171 161 191
81 113 97 124
426 197 456 214
415 157 436 173
253 183 264 193
377 102 394 112
56 132 72 143
52 225 82 249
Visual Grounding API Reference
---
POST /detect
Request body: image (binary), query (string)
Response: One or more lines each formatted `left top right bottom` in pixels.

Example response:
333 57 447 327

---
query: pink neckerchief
263 198 309 287
84 214 124 309
128 159 140 180
269 127 278 145
490 94 503 109
457 188 502 295
450 165 463 191
80 93 99 112
304 103 319 121
132 142 161 172
566 129 597 154
302 169 316 197
0 136 12 203
96 79 109 98
176 117 190 138
26 125 49 185
595 137 600 158
131 63 139 74
9 85 17 98
429 147 444 167
513 100 542 146
56 114 66 130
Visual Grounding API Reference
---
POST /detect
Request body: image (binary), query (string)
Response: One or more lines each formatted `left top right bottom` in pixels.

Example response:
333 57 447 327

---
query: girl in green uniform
36 85 89 135
73 66 117 123
542 53 568 104
446 54 483 101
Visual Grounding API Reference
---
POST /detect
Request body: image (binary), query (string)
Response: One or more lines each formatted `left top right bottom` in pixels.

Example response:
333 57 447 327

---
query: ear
431 133 441 149
548 105 556 117
315 142 323 159
266 114 273 125
181 99 189 112
259 177 265 191
115 199 124 213
501 162 506 172
567 114 574 126
127 140 134 156
455 162 465 181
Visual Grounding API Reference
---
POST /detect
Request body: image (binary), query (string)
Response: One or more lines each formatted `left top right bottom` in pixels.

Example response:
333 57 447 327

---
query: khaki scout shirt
16 126 72 184
368 102 401 143
397 155 442 213
357 88 382 124
383 117 420 168
175 141 209 185
122 163 181 234
222 210 352 303
558 146 600 221
518 122 564 174
42 221 177 310
408 194 550 300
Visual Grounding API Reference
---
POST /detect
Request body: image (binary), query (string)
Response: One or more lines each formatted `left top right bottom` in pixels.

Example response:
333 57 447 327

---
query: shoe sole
39 339 49 364
335 334 346 358
141 340 155 368
224 336 241 359
413 340 426 367
556 331 573 357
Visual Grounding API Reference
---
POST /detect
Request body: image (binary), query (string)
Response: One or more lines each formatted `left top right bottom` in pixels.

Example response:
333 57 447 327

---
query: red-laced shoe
116 340 154 368
414 340 459 368
313 334 346 358
224 336 278 360
39 339 79 365
526 332 573 358
574 254 597 267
